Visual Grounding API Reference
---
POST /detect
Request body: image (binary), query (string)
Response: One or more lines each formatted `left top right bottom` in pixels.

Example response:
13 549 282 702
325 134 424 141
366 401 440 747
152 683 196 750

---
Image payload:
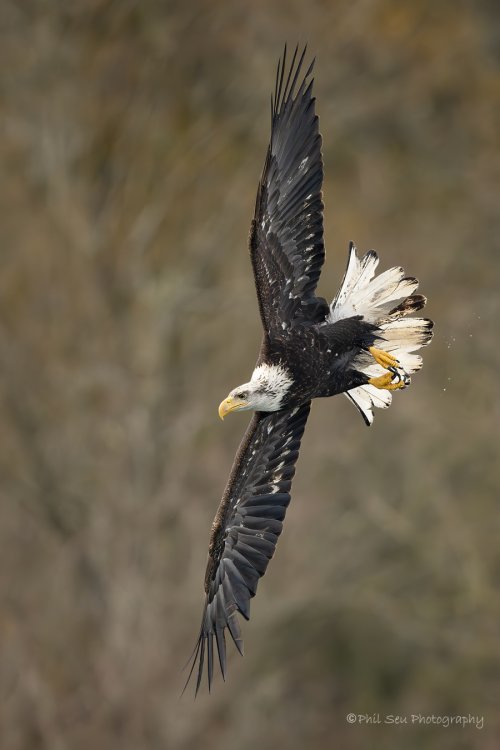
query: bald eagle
185 47 433 693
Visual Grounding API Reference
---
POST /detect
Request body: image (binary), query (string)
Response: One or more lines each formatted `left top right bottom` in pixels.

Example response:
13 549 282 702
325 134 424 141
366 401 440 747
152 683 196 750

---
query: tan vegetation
0 1 499 748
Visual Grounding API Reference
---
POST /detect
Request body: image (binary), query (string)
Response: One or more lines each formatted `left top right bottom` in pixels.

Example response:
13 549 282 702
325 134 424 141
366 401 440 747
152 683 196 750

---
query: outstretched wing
185 403 310 694
250 46 327 339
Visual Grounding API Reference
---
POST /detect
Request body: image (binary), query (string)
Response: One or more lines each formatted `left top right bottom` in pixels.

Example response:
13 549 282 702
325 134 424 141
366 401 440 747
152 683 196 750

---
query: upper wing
249 46 327 339
184 403 311 694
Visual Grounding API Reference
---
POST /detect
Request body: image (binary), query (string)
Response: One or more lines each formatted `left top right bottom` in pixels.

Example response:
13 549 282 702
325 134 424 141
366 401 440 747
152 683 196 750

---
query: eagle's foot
368 369 410 391
367 346 410 390
369 346 400 370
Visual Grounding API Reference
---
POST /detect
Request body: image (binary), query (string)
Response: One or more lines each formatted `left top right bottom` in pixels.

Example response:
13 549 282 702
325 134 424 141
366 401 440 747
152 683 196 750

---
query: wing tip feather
273 43 314 121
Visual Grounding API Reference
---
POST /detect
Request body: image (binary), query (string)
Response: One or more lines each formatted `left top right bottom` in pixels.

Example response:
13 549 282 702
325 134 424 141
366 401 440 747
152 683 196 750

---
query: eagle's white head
218 363 293 418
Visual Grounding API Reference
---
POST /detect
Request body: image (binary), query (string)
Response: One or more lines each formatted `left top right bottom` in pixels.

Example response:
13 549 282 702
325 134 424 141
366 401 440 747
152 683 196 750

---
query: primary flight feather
185 46 433 694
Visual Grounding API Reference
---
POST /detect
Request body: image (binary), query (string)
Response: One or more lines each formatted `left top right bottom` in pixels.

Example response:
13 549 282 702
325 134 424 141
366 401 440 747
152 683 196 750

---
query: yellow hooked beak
218 395 249 420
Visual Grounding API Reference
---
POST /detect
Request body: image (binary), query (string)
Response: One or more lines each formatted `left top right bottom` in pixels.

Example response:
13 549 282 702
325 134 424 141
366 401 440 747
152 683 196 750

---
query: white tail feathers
345 384 393 426
329 243 433 426
329 242 419 324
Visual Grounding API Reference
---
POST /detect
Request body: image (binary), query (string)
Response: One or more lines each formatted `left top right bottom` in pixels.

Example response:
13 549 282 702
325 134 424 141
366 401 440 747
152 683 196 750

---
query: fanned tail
329 242 433 426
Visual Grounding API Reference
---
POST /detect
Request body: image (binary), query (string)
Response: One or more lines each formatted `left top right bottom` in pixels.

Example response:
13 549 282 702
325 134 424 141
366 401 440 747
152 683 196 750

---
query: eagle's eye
235 391 247 400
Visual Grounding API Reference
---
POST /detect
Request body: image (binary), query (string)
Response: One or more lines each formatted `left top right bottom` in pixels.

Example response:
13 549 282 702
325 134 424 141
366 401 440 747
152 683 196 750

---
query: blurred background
1 1 499 748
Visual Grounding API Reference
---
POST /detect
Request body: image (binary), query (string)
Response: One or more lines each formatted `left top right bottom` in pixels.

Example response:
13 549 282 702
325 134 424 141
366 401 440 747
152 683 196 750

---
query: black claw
388 365 411 388
388 366 401 382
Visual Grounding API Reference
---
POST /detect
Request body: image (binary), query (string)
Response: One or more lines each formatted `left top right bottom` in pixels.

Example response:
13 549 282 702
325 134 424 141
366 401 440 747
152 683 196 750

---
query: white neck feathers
248 363 293 411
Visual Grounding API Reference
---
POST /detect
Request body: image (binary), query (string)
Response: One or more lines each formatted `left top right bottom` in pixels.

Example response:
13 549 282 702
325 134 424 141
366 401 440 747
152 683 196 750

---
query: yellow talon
368 372 408 391
369 346 400 370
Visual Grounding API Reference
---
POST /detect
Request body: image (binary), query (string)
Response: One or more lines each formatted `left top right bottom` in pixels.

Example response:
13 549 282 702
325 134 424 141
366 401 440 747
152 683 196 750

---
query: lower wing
184 402 311 694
